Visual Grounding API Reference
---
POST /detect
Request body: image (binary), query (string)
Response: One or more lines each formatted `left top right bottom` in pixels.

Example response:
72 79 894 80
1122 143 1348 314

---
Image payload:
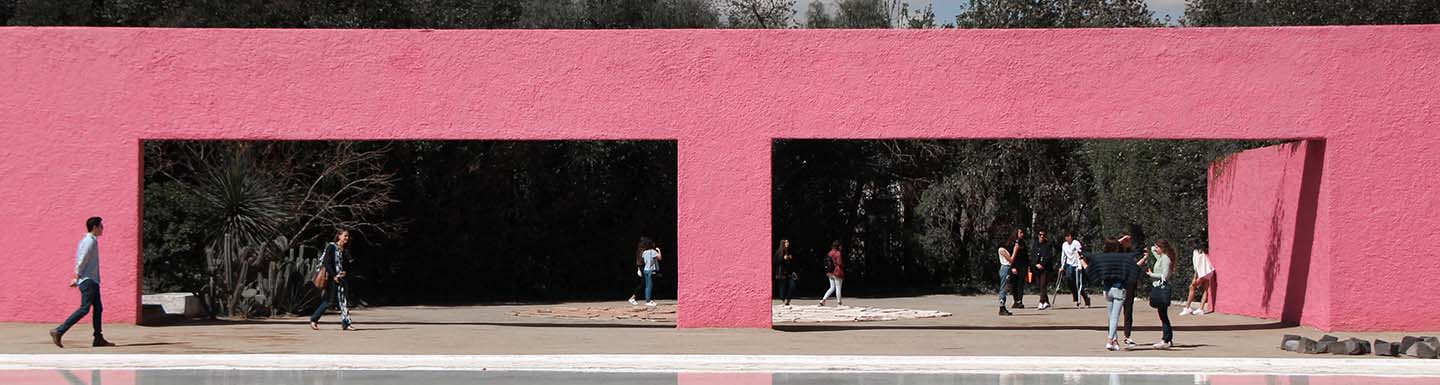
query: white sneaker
1124 339 1136 350
1153 341 1172 349
1179 307 1192 315
1194 309 1208 315
645 301 657 307
629 298 638 305
1106 342 1118 351
1039 303 1050 310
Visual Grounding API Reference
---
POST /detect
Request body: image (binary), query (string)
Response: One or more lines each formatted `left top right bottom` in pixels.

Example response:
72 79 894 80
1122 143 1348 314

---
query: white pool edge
1 354 1437 377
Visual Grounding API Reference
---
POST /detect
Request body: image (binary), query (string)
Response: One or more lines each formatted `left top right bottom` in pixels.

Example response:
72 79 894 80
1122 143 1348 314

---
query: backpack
822 254 835 274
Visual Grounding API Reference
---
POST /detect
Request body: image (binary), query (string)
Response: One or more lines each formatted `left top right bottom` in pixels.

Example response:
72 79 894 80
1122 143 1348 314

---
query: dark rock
1330 338 1369 355
1317 335 1340 353
1401 336 1421 353
1298 337 1324 354
1281 334 1303 351
1405 340 1438 359
1376 339 1400 356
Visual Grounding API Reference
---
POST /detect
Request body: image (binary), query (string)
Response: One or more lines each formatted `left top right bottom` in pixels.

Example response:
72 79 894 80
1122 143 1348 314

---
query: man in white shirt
49 217 115 348
1061 232 1090 308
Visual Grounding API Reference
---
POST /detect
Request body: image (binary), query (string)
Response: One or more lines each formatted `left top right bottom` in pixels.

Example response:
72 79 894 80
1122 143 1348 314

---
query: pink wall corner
1207 141 1331 329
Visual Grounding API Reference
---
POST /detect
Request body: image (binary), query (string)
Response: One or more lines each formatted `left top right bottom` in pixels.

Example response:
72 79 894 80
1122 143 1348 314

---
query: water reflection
0 370 1431 385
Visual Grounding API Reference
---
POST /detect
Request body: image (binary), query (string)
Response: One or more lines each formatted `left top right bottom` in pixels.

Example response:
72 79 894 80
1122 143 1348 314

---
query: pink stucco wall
2 26 1438 330
1207 142 1331 329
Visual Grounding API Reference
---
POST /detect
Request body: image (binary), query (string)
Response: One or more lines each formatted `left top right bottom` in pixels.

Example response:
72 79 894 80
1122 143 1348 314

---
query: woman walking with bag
628 237 661 307
310 228 355 331
1147 239 1178 349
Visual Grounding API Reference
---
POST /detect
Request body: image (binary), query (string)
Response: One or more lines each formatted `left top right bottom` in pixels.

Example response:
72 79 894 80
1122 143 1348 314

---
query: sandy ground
3 295 1435 357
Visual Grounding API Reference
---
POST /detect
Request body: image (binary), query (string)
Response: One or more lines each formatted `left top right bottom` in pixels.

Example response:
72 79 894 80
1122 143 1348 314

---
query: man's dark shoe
1012 302 1026 309
49 329 63 348
999 306 1013 316
92 336 116 347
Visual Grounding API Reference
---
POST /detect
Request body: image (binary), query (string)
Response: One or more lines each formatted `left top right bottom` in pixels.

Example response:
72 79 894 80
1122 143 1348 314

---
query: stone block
1281 334 1303 351
1405 340 1438 359
1375 339 1400 356
1330 338 1370 355
1298 337 1324 354
1401 336 1421 353
142 292 203 317
1317 335 1339 353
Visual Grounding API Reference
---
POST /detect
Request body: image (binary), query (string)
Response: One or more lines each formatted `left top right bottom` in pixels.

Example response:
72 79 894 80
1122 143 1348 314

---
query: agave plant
195 149 289 318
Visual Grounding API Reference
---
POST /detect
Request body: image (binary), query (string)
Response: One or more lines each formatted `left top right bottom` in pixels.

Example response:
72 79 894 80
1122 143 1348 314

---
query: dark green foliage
1184 0 1440 26
144 141 677 314
955 0 1160 28
773 139 1279 296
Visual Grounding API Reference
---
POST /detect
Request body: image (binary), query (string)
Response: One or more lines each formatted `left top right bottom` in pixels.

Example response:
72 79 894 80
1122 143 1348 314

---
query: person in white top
1061 232 1090 308
1181 244 1215 315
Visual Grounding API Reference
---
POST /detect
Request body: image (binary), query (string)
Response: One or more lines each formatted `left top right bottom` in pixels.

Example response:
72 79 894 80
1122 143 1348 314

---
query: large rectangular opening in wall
769 138 1283 329
141 140 678 324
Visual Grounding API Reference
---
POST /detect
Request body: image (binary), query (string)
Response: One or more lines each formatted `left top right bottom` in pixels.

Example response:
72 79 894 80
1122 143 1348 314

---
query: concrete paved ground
2 295 1435 357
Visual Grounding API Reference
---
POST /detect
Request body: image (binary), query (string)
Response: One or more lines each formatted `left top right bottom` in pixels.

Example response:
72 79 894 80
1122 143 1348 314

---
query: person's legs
1036 269 1050 307
1065 266 1078 303
1184 277 1201 312
338 284 351 328
789 277 797 300
835 277 843 305
1106 287 1124 344
310 286 334 323
997 265 1011 307
55 281 97 336
643 270 654 302
1079 269 1091 307
1123 284 1136 341
1010 266 1026 307
820 275 836 303
89 284 103 338
1158 305 1173 343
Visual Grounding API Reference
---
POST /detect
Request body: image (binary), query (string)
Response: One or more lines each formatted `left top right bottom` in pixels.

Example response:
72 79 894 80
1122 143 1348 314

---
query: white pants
821 274 843 303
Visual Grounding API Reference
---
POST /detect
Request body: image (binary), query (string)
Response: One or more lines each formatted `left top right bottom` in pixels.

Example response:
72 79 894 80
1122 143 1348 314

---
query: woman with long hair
628 237 661 307
310 228 355 331
775 239 797 306
1147 239 1179 349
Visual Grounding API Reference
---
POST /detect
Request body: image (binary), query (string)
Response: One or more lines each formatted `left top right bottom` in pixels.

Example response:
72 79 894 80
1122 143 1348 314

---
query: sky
793 0 1189 25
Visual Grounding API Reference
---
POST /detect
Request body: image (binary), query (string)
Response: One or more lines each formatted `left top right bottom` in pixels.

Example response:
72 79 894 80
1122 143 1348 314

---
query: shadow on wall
1281 140 1326 325
1259 145 1294 312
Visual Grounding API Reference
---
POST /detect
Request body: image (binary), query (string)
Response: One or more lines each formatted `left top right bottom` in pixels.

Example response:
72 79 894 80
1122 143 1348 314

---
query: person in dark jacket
309 228 354 331
1008 229 1030 309
1088 239 1143 351
1031 231 1057 310
775 239 797 306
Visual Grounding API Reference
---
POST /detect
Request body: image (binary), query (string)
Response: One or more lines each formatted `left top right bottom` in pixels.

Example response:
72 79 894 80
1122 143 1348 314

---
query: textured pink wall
1 26 1438 329
1207 142 1331 329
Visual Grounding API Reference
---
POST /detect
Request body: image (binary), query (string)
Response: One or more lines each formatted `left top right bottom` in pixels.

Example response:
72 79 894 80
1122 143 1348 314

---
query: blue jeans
777 275 797 302
56 280 102 337
1106 283 1126 341
997 265 1012 306
643 270 654 302
1157 304 1174 343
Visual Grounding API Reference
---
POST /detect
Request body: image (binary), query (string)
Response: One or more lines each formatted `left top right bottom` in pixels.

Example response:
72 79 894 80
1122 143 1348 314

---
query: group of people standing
999 228 1216 351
